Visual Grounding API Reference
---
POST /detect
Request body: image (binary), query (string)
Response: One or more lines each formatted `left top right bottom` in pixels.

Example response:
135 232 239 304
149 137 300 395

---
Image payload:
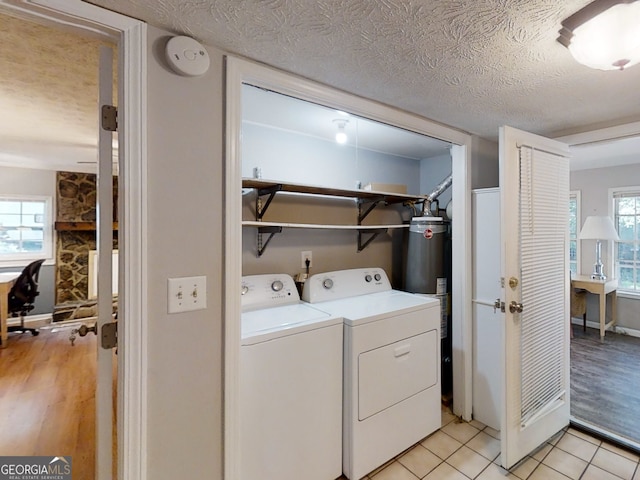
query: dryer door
358 329 438 420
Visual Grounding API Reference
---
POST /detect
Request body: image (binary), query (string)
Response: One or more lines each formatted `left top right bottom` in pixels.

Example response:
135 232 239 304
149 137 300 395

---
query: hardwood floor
570 325 640 445
0 327 115 479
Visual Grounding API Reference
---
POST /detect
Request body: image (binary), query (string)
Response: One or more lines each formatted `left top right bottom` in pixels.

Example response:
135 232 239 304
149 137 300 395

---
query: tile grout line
442 423 491 479
371 411 640 480
472 457 496 480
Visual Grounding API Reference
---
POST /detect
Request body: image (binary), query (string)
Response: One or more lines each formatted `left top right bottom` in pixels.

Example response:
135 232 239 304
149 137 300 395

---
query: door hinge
101 105 118 131
101 322 118 350
500 277 505 288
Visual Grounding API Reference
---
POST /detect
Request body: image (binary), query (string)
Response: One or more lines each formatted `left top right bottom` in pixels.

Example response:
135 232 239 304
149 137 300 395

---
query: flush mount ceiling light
333 119 349 144
557 0 640 71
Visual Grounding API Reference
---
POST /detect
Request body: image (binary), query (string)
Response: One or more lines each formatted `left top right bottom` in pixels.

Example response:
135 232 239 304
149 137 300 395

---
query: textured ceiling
88 0 640 139
0 11 115 171
1 1 639 172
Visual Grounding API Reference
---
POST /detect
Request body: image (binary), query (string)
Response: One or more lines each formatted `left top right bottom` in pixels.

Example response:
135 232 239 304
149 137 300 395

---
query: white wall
145 27 223 479
571 163 640 331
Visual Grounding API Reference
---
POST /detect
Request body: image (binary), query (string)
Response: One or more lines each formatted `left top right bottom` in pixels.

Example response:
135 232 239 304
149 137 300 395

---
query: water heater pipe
423 173 452 215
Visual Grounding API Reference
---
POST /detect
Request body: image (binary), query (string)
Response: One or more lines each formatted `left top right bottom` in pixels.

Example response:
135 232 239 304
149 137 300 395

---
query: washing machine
240 273 343 480
303 268 441 480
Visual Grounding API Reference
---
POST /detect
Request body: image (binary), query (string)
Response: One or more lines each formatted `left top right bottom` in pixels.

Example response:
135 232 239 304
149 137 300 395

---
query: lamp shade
578 215 620 240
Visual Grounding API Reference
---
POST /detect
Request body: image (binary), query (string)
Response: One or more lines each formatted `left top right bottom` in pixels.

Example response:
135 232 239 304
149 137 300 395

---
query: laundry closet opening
239 83 455 396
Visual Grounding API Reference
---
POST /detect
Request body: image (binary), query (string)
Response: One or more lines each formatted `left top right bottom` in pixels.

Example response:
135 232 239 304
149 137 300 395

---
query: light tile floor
347 406 640 480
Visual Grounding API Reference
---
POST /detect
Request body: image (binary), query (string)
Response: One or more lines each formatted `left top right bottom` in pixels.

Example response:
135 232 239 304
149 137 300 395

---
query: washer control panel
302 267 391 303
241 274 299 311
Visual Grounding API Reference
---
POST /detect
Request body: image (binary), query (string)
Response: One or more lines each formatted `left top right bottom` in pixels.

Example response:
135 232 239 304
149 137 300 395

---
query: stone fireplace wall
55 172 117 320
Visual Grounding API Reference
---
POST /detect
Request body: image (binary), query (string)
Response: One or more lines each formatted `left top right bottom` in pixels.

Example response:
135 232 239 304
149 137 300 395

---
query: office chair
8 258 46 337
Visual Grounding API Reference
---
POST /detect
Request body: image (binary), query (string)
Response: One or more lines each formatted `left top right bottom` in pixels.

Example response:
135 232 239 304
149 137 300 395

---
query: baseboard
609 325 640 338
571 318 640 338
7 313 53 329
46 317 97 327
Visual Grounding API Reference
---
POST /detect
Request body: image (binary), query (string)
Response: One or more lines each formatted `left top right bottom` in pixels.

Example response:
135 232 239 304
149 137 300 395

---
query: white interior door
499 126 571 469
96 45 116 480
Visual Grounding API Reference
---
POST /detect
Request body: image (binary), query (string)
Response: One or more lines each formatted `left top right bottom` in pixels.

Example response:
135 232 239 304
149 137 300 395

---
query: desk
0 272 20 349
571 275 618 340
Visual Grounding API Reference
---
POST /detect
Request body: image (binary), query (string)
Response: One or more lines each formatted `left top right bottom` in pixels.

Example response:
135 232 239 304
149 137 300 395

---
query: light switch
168 276 207 313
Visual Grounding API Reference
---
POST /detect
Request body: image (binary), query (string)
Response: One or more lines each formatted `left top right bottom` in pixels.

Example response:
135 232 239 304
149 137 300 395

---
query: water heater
405 216 447 295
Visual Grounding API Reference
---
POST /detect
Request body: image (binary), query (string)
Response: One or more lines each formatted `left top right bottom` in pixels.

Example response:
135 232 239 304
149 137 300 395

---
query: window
569 191 580 275
612 188 640 293
0 195 53 264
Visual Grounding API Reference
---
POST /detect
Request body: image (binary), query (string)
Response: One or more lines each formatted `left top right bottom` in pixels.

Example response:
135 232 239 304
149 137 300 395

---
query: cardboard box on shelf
363 183 407 194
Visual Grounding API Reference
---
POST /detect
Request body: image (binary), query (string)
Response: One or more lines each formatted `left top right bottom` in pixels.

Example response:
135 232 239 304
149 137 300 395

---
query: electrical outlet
301 251 312 269
168 276 207 313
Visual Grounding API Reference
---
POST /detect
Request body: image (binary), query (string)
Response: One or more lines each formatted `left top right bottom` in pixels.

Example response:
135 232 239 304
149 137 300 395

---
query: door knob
78 324 97 336
69 323 97 346
509 301 524 313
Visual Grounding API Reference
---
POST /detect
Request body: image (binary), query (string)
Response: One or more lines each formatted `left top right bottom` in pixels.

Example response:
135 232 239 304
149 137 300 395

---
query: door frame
0 1 147 478
556 121 640 451
224 56 474 479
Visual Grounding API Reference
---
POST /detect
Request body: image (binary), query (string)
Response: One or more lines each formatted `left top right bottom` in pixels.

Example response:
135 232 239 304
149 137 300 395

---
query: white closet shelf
242 178 422 256
242 221 410 230
242 178 429 205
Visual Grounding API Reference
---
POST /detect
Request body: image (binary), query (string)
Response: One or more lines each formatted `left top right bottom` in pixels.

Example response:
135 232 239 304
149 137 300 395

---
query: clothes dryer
303 268 441 480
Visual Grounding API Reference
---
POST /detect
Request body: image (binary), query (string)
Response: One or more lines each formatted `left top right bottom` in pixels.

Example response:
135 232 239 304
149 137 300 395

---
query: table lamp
579 215 620 281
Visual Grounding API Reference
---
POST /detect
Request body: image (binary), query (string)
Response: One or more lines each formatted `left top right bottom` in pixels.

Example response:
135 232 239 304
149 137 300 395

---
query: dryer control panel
303 267 391 303
241 274 299 311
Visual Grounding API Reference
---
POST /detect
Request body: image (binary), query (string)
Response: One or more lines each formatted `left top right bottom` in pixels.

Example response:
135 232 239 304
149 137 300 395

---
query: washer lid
241 303 342 345
312 290 439 326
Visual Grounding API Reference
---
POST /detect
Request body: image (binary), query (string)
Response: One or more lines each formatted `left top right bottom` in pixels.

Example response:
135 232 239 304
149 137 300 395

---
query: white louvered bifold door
499 126 571 470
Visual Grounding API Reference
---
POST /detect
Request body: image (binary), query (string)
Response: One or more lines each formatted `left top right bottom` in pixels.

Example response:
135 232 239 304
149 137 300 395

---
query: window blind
519 146 569 426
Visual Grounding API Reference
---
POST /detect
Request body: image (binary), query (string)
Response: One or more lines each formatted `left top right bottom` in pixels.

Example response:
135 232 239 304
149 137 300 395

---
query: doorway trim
557 121 640 454
0 1 148 478
555 121 640 147
224 56 473 479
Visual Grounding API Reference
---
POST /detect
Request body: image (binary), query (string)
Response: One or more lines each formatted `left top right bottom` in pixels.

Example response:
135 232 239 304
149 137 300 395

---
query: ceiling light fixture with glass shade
557 0 640 71
333 119 349 144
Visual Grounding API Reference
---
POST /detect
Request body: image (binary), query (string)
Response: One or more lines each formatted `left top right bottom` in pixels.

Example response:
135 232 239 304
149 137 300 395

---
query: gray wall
420 153 452 209
242 122 423 193
242 192 410 286
471 136 499 189
0 264 54 315
571 163 640 331
145 27 223 479
241 121 454 286
0 166 56 314
241 134 499 292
